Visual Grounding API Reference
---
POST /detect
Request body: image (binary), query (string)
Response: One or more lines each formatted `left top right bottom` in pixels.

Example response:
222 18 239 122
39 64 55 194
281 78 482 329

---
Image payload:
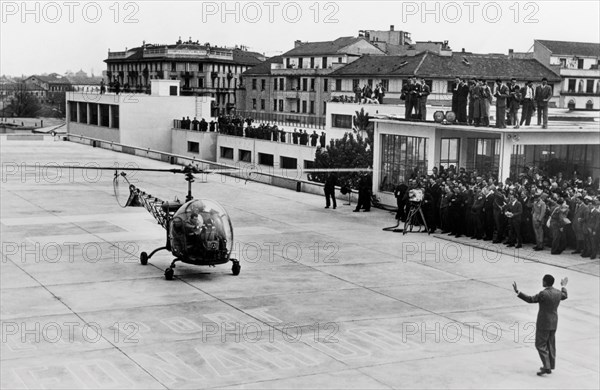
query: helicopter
111 164 240 280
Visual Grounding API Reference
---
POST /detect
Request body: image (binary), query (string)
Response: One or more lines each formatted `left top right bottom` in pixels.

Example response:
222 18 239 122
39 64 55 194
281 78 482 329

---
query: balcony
235 110 325 129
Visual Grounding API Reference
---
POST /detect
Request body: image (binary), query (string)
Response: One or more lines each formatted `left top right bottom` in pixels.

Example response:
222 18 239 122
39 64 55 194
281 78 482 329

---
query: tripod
403 201 430 235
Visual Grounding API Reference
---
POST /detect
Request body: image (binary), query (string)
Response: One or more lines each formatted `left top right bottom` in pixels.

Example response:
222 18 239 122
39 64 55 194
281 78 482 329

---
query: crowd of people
393 166 600 257
176 115 327 147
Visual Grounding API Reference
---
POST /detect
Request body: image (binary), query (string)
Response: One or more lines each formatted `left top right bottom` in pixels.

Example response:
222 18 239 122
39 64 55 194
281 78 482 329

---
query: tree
352 107 374 148
5 84 41 117
311 132 372 189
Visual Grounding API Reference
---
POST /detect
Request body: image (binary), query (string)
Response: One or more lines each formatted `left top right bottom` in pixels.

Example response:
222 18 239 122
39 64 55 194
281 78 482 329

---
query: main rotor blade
9 165 245 175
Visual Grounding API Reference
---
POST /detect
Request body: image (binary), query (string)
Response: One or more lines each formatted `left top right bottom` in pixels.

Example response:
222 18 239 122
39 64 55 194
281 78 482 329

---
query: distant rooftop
536 39 600 58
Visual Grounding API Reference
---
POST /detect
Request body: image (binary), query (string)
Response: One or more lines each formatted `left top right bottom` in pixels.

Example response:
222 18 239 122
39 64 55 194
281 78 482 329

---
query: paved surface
1 136 598 389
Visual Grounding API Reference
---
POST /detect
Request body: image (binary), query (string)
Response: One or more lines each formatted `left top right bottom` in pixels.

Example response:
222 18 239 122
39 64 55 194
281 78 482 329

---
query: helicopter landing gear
165 259 180 280
140 252 148 265
231 259 241 276
139 246 167 265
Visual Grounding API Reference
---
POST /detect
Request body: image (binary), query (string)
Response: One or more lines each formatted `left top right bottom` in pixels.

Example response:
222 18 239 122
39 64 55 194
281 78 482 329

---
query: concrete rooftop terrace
1 135 598 389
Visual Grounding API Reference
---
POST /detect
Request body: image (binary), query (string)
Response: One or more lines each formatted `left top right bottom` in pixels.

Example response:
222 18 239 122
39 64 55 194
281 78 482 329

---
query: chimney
461 48 465 53
294 40 303 48
390 25 394 31
508 49 514 59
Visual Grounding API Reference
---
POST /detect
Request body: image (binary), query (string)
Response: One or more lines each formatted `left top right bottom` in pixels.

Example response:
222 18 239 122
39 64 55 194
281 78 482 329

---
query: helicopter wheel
231 260 241 276
165 267 174 280
140 252 148 265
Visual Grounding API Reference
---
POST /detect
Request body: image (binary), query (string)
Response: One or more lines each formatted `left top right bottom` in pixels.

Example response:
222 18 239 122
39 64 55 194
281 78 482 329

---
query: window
280 156 297 169
302 78 308 91
99 104 110 127
323 78 328 92
260 99 265 110
278 100 283 111
586 80 594 93
252 79 257 90
466 138 500 173
261 79 266 91
198 77 204 88
322 57 327 68
368 79 373 88
78 102 88 124
302 100 307 113
258 153 274 166
560 58 566 68
425 80 433 91
338 57 342 63
568 79 576 92
273 99 278 111
310 57 315 68
304 160 315 169
188 142 199 153
310 100 315 114
310 79 315 91
69 102 77 122
379 134 428 192
335 79 342 91
510 144 600 182
298 58 303 69
169 86 178 96
332 114 352 129
381 79 389 91
440 138 460 168
252 99 257 109
274 78 278 90
89 103 98 125
110 105 119 128
220 147 234 159
578 58 584 69
279 78 284 90
352 79 360 90
239 149 252 162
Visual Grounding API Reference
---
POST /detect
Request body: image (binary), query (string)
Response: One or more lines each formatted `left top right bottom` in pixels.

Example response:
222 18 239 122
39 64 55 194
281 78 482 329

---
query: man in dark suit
324 173 337 209
508 78 521 128
520 80 536 126
494 79 509 128
513 275 568 376
505 192 523 248
535 78 553 128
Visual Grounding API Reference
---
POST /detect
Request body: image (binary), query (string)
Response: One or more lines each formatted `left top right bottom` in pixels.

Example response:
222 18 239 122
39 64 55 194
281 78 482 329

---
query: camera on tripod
408 188 424 204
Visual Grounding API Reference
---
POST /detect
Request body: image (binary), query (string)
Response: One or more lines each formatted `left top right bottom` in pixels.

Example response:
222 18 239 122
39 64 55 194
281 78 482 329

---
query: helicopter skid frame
161 257 241 280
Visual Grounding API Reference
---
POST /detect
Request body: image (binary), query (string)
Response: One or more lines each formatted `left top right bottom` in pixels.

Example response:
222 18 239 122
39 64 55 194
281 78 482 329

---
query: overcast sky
1 0 599 77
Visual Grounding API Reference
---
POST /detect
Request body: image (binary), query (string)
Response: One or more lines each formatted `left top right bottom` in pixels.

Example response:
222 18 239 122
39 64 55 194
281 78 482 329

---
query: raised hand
512 281 519 293
561 277 568 287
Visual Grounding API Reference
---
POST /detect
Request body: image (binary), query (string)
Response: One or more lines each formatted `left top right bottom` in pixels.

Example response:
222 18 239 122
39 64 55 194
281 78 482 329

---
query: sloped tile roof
536 39 600 58
330 53 426 76
417 53 561 81
283 37 369 56
242 56 284 75
329 51 561 81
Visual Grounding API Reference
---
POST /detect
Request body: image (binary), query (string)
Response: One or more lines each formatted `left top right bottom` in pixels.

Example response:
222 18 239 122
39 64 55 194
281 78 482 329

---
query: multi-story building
104 38 265 116
237 36 385 127
533 39 600 110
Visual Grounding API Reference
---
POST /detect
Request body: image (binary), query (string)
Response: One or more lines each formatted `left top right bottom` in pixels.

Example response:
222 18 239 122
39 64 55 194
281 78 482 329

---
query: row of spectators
394 166 600 257
175 115 328 147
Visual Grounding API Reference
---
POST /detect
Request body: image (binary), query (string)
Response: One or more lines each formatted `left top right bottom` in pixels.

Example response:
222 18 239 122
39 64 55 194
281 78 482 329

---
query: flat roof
2 136 598 388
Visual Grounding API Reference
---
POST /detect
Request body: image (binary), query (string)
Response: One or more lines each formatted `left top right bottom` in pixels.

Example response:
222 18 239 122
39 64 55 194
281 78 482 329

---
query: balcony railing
235 110 325 129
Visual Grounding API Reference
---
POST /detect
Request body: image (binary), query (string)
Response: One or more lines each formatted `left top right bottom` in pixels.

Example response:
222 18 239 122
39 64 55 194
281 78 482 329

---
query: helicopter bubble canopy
169 199 233 261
